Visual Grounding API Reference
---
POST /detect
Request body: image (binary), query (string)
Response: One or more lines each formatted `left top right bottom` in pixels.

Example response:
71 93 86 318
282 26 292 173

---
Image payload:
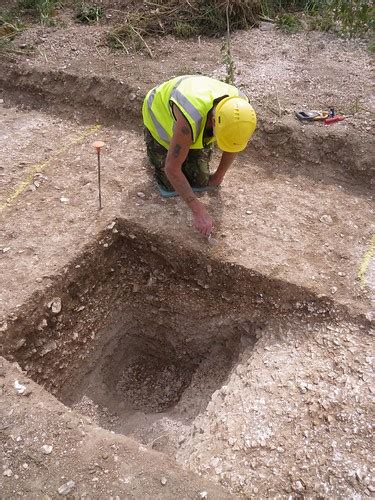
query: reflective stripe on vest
170 87 202 139
147 88 169 143
146 76 192 144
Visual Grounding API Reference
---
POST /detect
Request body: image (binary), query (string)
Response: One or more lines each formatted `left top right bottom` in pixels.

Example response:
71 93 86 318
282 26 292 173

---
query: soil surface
1 357 232 499
0 8 374 499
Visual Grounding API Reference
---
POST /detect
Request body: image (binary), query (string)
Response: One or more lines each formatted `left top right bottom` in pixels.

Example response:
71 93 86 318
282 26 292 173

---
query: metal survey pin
93 141 105 210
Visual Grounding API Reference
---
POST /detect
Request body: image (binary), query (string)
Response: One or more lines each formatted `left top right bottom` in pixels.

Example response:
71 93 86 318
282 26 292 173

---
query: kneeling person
142 75 256 236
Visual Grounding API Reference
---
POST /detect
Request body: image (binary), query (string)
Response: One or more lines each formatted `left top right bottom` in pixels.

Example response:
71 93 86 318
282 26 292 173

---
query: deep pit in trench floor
3 219 345 456
65 309 258 450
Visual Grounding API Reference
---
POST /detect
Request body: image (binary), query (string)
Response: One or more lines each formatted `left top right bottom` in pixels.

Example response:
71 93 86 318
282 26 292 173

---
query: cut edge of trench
0 59 374 188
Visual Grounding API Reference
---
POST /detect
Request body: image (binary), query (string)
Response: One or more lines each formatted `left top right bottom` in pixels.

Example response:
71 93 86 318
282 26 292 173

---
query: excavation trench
4 219 334 453
0 65 373 183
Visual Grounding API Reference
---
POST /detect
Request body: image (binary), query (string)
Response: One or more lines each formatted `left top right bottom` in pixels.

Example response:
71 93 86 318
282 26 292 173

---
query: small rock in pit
48 297 62 314
319 214 333 225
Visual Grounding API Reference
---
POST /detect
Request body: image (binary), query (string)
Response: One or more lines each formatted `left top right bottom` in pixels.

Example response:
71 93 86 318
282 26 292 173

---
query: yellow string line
358 234 375 287
0 124 101 213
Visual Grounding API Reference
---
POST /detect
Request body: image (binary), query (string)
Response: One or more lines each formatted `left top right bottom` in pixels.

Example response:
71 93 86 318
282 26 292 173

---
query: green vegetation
75 3 103 25
275 13 302 33
17 0 58 24
107 0 259 53
0 8 24 49
173 21 199 39
262 0 374 37
260 0 318 18
220 2 236 85
1 0 372 55
321 0 374 37
108 21 152 54
107 0 373 54
0 17 23 49
221 38 236 85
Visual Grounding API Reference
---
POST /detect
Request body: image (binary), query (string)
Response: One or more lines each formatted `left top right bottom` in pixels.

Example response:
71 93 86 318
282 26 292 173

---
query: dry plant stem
226 1 230 39
146 433 171 448
1 32 18 42
129 24 153 58
95 47 105 60
144 0 165 7
266 106 282 117
185 0 200 12
264 94 281 117
112 35 129 53
37 48 48 63
223 0 235 85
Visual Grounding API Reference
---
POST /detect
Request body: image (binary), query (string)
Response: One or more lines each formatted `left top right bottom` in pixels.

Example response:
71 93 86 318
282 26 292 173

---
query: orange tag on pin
93 141 105 152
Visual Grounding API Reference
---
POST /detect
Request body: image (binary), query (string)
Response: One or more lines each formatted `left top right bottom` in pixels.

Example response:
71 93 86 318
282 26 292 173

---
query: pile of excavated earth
0 3 374 498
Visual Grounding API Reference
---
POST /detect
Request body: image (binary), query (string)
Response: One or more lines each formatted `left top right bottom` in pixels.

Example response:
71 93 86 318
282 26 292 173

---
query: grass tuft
75 3 103 25
276 13 302 33
17 0 58 25
262 0 374 37
0 13 24 49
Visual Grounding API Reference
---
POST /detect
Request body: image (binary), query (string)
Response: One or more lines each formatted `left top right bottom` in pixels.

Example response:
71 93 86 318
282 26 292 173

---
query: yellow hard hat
214 96 257 153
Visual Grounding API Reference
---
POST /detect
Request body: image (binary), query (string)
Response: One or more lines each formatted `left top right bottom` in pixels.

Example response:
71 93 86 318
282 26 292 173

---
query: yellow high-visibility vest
142 75 242 149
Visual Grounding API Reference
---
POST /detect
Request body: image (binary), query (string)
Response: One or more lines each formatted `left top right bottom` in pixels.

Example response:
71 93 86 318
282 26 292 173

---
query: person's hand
208 173 223 187
192 205 214 237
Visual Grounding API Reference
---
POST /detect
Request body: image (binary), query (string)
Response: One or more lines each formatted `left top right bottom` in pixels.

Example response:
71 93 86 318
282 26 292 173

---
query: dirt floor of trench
0 11 374 499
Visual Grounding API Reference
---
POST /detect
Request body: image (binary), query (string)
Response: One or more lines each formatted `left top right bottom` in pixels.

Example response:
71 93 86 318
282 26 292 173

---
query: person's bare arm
165 106 195 204
165 104 213 236
208 152 237 186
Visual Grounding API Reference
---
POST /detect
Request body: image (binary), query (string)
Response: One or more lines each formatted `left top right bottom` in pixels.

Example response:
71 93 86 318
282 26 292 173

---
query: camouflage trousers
144 128 212 192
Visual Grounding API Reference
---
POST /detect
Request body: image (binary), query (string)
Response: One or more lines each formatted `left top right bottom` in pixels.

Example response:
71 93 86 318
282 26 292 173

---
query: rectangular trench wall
1 218 340 387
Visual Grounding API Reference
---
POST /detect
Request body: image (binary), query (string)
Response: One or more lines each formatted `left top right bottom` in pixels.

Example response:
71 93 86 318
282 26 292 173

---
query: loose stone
41 445 53 455
57 480 76 496
14 380 27 395
319 214 333 225
49 297 62 314
295 480 304 491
